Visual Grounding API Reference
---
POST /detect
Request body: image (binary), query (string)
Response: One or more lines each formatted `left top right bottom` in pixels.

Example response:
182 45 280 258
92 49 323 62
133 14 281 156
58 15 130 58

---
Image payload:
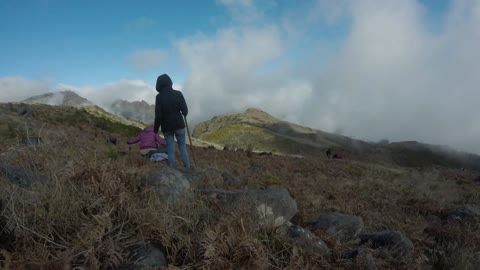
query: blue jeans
164 128 190 168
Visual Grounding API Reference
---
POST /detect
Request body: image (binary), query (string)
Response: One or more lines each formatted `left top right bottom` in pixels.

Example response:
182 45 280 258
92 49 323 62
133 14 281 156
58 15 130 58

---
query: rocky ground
0 103 479 269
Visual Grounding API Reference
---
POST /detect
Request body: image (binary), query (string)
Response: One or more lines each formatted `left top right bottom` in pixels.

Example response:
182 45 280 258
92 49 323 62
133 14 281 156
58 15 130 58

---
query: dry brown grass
0 103 479 269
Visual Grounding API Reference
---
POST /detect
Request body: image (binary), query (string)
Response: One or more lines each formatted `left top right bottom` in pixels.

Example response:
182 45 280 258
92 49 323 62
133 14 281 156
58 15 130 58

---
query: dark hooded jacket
154 74 188 133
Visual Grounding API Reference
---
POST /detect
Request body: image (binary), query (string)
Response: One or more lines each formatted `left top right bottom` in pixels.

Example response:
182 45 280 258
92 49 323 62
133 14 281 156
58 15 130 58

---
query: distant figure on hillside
326 148 332 159
154 74 190 168
332 153 344 159
127 126 167 158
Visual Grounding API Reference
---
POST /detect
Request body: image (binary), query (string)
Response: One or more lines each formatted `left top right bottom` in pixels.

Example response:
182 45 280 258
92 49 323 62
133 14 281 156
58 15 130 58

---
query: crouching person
127 126 167 159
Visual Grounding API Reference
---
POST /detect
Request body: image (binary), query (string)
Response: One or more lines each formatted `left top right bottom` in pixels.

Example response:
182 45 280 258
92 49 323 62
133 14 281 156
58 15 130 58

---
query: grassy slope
194 109 480 171
0 103 479 269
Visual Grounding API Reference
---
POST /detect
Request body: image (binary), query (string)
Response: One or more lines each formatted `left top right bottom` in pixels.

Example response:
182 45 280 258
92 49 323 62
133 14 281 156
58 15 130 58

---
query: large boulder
448 206 480 222
221 171 242 183
312 212 364 242
359 230 413 256
204 188 298 228
474 175 480 184
179 167 242 188
23 137 42 145
122 240 167 270
0 164 48 187
342 248 378 270
285 225 330 256
141 166 193 204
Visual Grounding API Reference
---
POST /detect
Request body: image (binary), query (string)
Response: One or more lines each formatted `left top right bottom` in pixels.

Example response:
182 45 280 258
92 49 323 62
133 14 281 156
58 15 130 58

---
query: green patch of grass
200 123 323 155
91 115 140 138
106 146 122 160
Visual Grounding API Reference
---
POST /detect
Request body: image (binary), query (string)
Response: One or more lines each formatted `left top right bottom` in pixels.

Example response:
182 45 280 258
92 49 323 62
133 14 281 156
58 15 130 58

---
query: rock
123 240 167 270
286 225 330 256
221 171 241 182
179 167 222 188
425 215 442 226
0 164 48 187
312 212 364 242
23 137 42 145
474 175 480 184
107 137 117 145
204 188 298 228
448 206 480 221
17 106 32 117
359 230 413 256
141 166 193 204
223 144 238 151
342 248 378 270
362 254 378 270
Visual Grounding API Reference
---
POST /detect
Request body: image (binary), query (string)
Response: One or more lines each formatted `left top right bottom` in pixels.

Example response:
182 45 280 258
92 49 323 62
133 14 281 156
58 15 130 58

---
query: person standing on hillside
326 148 332 159
153 74 190 168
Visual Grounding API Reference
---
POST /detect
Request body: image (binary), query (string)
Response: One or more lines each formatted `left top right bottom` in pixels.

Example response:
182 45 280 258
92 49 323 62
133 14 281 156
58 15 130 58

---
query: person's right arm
155 134 166 146
179 92 188 117
127 135 140 144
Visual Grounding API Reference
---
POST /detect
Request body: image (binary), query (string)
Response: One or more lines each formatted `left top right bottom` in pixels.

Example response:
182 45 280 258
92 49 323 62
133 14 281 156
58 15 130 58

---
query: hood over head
156 74 173 92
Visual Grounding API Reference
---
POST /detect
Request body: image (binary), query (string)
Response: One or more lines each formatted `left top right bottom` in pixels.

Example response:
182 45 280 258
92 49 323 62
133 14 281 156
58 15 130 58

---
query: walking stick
184 116 197 167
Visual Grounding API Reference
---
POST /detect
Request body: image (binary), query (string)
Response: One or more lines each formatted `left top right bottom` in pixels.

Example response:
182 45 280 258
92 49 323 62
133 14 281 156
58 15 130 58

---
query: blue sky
2 0 480 154
1 0 227 85
1 0 449 86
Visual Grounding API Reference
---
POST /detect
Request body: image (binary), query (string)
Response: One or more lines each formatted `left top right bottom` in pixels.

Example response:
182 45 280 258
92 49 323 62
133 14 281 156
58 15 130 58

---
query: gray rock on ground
122 240 167 270
17 106 32 117
448 206 480 221
179 167 242 188
0 164 48 187
204 188 298 228
342 248 378 270
285 225 330 256
23 137 42 145
312 212 364 241
359 230 413 256
141 166 193 204
221 171 241 183
474 175 480 184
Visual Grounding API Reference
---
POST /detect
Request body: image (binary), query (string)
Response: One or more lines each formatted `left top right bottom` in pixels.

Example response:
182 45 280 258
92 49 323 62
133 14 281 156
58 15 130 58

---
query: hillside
0 103 143 140
193 108 359 155
194 108 480 171
22 91 156 125
0 103 479 269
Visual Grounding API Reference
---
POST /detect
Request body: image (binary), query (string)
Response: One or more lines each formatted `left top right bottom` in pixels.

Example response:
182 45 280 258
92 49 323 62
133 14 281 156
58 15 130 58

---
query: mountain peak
22 90 92 107
242 108 278 124
110 99 155 124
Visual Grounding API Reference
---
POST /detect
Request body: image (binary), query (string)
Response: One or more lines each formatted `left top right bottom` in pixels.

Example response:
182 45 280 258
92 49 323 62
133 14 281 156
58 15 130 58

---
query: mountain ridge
22 90 92 107
194 108 480 171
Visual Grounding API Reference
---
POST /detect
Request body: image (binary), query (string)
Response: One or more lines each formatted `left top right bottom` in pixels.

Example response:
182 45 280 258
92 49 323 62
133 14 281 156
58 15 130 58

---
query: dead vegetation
0 103 479 269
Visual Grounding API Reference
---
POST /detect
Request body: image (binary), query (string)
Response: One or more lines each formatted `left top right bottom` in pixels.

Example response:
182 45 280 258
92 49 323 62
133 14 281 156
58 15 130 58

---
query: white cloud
177 0 480 154
176 26 293 124
0 77 52 102
217 0 260 23
0 77 157 111
127 49 168 71
300 0 480 153
63 80 157 109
